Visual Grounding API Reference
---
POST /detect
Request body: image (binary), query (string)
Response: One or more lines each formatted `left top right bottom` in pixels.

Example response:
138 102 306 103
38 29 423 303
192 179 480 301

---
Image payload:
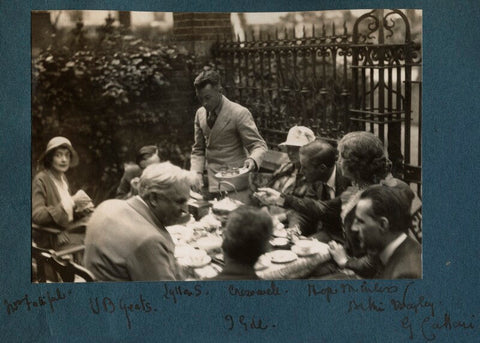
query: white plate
180 255 212 268
269 250 298 264
269 237 289 248
254 254 272 271
195 235 223 252
291 240 330 257
166 225 194 242
291 243 329 257
273 228 288 238
174 245 197 259
214 167 249 179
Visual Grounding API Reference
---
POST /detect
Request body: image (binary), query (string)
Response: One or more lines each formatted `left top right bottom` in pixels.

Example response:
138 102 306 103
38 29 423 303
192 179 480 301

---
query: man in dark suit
190 69 267 204
257 139 350 239
346 184 421 279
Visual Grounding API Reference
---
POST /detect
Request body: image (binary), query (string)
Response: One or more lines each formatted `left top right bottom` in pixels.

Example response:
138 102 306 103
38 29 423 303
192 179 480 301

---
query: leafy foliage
32 22 195 202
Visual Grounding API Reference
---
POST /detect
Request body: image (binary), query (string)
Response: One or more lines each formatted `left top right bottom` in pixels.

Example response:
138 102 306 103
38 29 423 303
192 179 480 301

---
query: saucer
291 241 329 257
254 254 272 271
269 250 298 264
182 255 212 268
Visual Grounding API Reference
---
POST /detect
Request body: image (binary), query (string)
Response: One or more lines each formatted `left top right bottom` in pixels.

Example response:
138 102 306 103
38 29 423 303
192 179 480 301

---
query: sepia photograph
31 9 423 283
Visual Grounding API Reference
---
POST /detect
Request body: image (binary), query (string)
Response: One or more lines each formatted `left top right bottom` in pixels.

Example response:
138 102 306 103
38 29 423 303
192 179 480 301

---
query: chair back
409 206 422 244
32 244 95 282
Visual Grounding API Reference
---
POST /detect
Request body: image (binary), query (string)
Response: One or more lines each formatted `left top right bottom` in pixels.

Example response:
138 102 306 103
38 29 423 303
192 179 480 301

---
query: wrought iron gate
350 9 422 195
212 9 422 195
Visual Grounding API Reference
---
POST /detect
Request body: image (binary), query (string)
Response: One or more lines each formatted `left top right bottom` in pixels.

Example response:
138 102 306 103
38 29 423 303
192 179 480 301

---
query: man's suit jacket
84 196 180 281
190 95 268 193
378 236 422 279
285 167 351 238
307 167 351 202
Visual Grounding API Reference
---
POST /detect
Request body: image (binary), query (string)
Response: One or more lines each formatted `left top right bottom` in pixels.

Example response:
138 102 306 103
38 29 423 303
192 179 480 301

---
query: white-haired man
84 162 195 281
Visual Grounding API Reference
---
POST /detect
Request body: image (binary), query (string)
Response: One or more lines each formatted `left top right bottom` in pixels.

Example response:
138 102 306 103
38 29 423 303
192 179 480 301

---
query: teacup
294 240 316 254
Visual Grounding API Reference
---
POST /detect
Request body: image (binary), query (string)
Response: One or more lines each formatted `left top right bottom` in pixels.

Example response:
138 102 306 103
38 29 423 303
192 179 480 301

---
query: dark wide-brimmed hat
136 145 158 165
38 136 79 168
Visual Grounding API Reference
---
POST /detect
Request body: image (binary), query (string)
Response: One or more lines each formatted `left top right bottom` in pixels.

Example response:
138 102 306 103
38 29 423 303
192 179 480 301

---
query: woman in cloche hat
32 136 93 248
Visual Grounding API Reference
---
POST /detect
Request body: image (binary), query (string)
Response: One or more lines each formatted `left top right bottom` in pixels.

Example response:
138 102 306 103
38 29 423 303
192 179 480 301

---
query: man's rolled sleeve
190 111 206 174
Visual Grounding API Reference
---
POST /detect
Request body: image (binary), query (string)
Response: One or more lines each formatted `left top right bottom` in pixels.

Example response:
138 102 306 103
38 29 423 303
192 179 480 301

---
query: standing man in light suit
190 69 267 203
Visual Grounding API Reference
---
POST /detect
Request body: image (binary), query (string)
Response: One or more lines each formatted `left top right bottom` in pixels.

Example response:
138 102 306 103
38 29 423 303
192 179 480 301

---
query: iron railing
213 9 422 193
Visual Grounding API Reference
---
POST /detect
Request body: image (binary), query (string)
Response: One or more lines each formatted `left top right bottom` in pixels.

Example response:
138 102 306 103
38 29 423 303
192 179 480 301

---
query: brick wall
173 13 233 63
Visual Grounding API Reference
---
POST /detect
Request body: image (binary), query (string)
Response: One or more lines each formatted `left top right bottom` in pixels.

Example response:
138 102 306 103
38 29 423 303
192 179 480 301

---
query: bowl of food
215 167 249 179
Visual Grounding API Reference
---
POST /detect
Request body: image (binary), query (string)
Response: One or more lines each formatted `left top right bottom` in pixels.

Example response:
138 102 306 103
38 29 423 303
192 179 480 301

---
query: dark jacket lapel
335 167 351 196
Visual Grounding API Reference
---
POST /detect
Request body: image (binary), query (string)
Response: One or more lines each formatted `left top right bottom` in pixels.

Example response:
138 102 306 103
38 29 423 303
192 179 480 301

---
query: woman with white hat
32 136 93 248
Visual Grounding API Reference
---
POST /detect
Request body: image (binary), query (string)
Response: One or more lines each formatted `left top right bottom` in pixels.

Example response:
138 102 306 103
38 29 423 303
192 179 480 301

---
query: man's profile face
196 84 221 113
139 152 160 169
300 153 329 183
286 145 300 164
151 182 190 226
352 198 384 251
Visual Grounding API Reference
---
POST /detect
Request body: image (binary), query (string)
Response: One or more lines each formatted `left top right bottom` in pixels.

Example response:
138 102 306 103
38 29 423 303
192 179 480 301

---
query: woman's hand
73 190 93 209
328 241 348 268
56 231 71 247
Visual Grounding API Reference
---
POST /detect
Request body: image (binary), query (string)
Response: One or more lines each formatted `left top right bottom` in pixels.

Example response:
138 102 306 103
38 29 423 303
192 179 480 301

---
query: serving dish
214 167 250 179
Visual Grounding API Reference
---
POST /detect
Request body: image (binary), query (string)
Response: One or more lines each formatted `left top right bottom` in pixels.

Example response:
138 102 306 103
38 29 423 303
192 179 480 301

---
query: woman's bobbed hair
338 131 391 184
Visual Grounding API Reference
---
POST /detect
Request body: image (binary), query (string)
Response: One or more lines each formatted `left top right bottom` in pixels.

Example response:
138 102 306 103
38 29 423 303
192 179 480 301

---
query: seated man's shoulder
394 236 421 257
90 199 131 222
389 238 422 278
96 198 127 210
135 231 175 255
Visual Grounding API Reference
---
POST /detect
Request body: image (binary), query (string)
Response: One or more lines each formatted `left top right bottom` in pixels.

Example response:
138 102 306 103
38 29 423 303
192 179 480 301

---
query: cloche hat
38 136 79 168
136 145 158 165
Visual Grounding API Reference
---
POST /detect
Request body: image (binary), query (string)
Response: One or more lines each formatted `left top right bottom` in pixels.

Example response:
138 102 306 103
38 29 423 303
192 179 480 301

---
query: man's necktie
207 111 217 129
322 183 332 200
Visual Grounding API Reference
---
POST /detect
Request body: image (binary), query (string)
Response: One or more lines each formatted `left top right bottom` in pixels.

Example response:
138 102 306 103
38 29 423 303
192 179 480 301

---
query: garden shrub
32 22 195 202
